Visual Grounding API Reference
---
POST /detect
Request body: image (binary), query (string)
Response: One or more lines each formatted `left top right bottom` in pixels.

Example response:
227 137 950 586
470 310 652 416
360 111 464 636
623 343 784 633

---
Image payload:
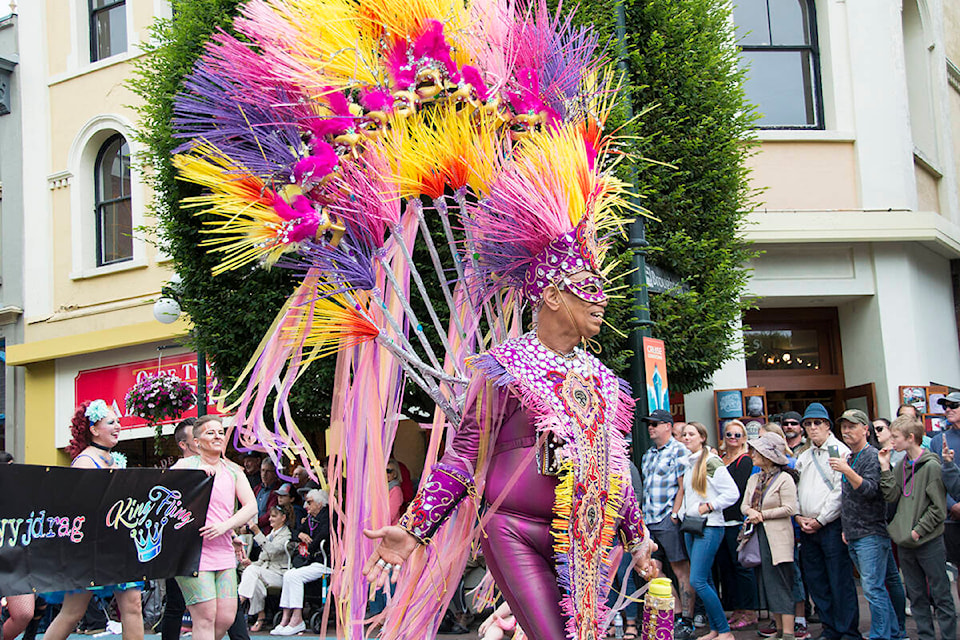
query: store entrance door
745 308 876 425
840 383 877 419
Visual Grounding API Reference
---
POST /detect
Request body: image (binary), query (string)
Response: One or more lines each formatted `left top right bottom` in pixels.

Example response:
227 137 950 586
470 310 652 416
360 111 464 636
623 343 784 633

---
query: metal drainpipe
614 0 656 468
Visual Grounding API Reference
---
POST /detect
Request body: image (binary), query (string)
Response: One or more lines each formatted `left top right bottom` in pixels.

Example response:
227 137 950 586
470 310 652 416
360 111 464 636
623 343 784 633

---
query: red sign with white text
75 353 220 431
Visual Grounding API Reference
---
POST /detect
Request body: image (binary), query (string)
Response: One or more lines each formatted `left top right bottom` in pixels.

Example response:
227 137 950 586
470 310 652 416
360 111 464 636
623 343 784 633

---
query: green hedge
605 0 759 392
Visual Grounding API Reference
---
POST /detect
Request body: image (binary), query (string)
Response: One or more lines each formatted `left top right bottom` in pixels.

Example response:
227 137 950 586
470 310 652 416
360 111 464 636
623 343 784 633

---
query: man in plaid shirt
641 409 694 640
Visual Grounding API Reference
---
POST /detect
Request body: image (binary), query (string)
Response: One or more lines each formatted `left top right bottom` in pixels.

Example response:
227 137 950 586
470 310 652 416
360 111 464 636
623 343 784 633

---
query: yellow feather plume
377 105 501 199
173 147 294 275
279 0 382 90
285 285 380 361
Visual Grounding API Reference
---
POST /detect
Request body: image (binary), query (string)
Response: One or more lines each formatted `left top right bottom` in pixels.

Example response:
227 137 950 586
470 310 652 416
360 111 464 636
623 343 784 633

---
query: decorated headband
522 214 601 302
85 399 111 425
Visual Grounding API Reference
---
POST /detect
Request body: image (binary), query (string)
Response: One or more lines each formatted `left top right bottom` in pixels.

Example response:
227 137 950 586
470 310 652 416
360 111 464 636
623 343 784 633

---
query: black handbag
679 514 706 536
291 540 311 568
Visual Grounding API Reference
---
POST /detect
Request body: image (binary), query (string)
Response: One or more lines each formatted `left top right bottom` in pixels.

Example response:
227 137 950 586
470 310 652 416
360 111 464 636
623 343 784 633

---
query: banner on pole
642 337 669 413
0 465 212 595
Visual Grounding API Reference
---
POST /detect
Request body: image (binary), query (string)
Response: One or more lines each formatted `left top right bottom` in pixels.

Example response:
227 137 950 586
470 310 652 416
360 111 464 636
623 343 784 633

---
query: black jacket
295 507 331 563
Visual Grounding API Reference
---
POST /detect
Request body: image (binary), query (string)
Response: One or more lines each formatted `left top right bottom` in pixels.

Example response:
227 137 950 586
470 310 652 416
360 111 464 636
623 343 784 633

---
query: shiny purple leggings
481 510 566 640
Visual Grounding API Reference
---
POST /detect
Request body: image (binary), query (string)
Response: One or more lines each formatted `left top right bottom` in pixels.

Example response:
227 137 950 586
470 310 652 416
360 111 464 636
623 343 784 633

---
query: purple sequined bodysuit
399 333 647 640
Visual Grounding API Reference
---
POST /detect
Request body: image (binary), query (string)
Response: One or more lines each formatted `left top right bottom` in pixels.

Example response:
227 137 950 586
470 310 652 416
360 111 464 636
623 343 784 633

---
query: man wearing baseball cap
829 409 905 640
640 409 694 640
930 391 960 605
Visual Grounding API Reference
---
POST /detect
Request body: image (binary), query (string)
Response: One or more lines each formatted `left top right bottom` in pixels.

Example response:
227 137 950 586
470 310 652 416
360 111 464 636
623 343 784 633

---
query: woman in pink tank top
173 416 257 640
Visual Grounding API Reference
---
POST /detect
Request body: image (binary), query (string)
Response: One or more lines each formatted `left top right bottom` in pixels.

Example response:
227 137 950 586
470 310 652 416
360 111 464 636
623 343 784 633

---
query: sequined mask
559 274 607 304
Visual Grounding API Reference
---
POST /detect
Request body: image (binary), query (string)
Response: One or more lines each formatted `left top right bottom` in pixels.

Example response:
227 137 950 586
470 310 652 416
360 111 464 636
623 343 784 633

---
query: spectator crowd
628 397 960 640
3 396 960 640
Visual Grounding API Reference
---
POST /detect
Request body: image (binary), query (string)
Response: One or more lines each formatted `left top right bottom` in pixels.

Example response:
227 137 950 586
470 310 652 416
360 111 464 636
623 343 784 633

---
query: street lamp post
614 0 657 466
196 352 207 414
153 277 206 415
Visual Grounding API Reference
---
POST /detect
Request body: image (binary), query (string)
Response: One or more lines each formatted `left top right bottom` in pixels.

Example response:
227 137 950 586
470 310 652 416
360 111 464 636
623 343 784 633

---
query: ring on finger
376 559 388 569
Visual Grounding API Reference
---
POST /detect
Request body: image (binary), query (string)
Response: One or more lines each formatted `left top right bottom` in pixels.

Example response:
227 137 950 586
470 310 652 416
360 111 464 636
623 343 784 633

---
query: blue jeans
884 545 907 639
799 521 859 639
684 527 729 633
848 535 902 640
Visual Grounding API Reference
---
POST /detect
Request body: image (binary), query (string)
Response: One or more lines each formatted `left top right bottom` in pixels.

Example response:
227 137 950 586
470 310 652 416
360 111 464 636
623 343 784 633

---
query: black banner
0 465 212 595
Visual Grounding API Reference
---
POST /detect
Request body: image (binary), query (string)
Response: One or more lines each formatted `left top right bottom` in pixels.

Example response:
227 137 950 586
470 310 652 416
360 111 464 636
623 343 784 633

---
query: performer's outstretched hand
630 538 660 581
362 526 419 593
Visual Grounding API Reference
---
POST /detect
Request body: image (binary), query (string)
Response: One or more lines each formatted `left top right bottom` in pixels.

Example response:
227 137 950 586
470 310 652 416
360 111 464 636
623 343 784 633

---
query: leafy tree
579 0 760 393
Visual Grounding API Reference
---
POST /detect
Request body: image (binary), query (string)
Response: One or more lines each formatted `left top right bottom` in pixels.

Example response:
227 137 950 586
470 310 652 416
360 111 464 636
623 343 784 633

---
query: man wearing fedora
930 391 960 605
794 403 859 640
829 409 905 640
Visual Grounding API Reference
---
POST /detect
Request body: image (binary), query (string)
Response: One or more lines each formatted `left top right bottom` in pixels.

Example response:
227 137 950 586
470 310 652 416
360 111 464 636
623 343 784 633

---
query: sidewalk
47 580 960 640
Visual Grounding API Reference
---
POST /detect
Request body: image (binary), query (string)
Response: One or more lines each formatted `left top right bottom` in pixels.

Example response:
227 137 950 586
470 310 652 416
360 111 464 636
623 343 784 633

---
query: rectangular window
98 200 134 265
740 50 818 127
744 328 821 370
735 0 823 129
89 0 127 62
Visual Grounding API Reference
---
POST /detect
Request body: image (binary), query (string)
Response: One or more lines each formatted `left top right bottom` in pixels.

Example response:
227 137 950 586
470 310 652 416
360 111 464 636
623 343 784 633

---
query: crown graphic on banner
131 518 166 563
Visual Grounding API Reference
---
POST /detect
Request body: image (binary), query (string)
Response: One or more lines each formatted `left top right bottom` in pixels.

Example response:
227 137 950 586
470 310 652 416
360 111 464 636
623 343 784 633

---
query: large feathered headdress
170 0 644 636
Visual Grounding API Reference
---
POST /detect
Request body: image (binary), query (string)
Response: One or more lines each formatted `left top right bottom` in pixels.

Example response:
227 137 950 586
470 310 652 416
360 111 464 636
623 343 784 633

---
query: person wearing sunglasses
757 422 810 639
779 412 806 455
643 409 696 640
873 418 905 468
931 392 960 608
794 403 859 640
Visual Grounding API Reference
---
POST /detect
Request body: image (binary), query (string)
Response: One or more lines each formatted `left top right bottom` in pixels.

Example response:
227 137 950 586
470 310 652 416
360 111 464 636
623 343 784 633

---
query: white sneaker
270 626 288 635
275 622 306 636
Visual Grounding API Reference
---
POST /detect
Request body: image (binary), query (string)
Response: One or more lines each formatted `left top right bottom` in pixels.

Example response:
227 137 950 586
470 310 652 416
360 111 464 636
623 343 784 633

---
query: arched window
735 0 823 129
94 134 133 266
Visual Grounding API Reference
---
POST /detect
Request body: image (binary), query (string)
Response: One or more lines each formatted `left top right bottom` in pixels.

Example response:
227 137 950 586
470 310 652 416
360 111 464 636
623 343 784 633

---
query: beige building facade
10 0 194 465
685 0 960 432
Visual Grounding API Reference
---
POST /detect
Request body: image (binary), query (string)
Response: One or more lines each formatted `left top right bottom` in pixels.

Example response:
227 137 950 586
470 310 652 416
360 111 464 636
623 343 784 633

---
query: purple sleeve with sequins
618 481 647 551
399 376 509 543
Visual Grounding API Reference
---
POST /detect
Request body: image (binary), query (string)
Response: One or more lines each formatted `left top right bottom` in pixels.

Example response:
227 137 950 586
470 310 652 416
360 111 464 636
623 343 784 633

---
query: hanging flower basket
125 373 197 449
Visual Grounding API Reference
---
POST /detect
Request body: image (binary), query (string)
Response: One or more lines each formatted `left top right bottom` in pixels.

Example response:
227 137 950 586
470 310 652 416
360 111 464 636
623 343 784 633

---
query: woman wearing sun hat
742 433 799 640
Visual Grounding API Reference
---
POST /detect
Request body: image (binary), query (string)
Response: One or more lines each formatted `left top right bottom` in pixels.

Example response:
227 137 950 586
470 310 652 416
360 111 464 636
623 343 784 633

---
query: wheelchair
263 541 331 633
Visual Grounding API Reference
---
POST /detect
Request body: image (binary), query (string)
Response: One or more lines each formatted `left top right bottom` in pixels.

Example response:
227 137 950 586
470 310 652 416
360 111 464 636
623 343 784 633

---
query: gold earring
584 337 601 354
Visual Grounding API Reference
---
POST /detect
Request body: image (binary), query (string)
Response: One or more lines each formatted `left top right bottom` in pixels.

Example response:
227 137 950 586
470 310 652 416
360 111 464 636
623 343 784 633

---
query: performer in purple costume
364 219 658 640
